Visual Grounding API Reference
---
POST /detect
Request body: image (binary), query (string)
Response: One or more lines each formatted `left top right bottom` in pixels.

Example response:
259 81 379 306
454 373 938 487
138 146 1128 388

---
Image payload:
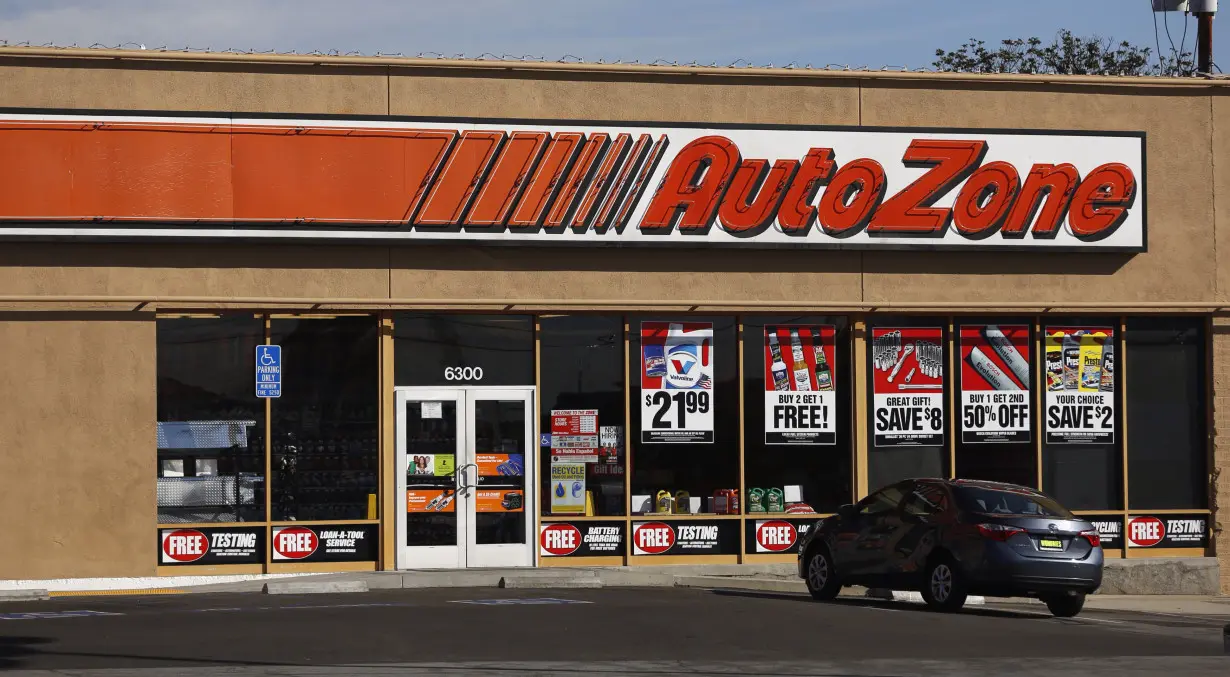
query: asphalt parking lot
0 586 1227 675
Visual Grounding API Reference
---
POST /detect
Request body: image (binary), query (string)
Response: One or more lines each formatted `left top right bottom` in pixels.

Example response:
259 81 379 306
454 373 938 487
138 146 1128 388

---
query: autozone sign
0 114 1143 250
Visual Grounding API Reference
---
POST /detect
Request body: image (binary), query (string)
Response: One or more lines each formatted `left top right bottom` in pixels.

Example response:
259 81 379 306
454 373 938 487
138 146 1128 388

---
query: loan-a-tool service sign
0 115 1143 250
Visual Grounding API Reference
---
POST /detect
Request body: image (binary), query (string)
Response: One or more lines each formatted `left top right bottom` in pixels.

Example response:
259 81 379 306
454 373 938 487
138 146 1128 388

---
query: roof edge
1 46 1228 88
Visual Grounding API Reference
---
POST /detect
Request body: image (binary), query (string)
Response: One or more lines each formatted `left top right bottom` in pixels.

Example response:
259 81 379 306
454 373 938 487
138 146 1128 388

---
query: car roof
908 478 1043 494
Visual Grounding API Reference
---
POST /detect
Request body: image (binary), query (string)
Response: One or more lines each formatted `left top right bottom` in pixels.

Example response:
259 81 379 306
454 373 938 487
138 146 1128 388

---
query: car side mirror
838 504 858 521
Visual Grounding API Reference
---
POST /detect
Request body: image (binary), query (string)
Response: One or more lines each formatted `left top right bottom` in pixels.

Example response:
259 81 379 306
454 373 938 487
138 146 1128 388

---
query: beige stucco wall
0 313 155 580
0 52 1223 581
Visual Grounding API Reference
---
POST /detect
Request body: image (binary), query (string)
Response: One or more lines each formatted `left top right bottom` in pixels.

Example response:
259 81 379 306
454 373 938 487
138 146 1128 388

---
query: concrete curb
0 589 49 601
501 576 603 589
262 580 368 595
674 576 806 594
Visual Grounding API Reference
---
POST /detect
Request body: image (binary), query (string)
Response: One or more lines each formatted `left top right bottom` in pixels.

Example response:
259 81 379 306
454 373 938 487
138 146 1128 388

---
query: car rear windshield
953 486 1074 518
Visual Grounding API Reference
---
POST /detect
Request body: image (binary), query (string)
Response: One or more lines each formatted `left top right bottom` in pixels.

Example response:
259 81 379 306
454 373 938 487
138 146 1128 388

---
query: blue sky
0 1 1225 71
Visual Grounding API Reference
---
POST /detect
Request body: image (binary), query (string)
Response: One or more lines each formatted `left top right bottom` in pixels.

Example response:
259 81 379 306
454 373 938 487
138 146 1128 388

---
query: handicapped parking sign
255 345 282 398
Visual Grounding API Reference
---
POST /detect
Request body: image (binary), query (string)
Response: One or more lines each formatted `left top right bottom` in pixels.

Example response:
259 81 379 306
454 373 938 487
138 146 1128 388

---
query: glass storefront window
270 316 379 521
742 316 853 514
1040 318 1121 510
156 316 266 523
866 317 950 491
953 318 1037 488
539 315 626 517
1126 317 1208 510
629 316 739 514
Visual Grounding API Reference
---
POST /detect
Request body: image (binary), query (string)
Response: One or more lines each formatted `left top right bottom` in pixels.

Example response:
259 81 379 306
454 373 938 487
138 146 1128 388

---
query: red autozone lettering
1128 516 1164 547
162 530 208 563
756 521 797 552
274 527 319 559
634 522 675 554
540 524 582 556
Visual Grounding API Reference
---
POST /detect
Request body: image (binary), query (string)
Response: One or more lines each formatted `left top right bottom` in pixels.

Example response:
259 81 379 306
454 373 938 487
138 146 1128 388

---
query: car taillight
1080 530 1101 547
977 523 1026 542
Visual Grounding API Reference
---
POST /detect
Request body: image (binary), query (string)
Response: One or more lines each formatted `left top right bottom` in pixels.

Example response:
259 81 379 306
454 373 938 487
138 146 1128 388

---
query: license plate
1039 538 1064 551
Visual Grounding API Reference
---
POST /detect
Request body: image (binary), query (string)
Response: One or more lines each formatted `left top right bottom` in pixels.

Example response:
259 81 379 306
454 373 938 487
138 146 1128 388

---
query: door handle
456 463 478 496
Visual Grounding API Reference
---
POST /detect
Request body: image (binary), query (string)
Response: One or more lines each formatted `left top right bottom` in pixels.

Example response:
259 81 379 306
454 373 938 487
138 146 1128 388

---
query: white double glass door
395 387 535 568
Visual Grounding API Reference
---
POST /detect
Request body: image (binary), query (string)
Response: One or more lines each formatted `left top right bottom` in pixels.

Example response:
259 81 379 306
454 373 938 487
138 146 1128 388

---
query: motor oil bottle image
767 331 791 391
1061 331 1082 390
1100 338 1115 393
1078 332 1105 393
812 335 834 391
673 490 691 514
1045 345 1064 391
789 330 813 391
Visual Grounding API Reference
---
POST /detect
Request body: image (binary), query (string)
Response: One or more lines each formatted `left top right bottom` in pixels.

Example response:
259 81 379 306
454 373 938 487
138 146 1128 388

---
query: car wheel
1042 592 1085 618
921 557 967 612
804 546 841 601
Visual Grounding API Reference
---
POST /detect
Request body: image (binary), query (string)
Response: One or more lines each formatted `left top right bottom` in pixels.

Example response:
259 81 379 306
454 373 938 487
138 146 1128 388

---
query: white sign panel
0 114 1145 251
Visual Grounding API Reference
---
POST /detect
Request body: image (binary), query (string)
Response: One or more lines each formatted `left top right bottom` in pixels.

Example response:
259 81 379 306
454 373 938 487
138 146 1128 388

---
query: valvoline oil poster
640 322 714 443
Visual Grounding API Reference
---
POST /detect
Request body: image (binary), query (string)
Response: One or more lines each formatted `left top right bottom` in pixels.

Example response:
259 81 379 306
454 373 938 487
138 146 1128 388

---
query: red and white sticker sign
271 526 320 560
0 115 1144 251
161 529 209 563
539 523 583 556
1126 516 1165 548
754 520 798 553
632 522 677 555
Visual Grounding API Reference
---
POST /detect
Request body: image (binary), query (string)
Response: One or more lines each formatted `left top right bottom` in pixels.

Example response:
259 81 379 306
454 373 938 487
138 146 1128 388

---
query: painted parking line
451 598 593 605
188 603 410 613
0 610 123 620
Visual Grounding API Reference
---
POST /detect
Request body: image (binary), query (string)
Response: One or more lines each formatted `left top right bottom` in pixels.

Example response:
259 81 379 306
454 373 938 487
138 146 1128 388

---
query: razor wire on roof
1 40 1229 78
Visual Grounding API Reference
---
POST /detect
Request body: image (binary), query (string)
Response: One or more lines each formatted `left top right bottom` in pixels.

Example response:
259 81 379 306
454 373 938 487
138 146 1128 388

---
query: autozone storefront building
0 47 1225 592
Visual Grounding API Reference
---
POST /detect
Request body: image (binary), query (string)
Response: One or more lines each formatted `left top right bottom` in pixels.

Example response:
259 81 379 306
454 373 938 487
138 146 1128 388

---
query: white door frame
395 386 536 569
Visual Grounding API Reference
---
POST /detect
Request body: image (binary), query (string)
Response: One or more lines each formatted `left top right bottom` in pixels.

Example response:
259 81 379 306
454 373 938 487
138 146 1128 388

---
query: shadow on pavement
705 589 1051 619
0 636 54 670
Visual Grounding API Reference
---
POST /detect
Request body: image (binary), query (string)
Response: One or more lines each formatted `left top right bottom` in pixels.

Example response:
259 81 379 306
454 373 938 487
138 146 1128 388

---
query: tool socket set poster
959 325 1031 444
763 325 836 445
871 327 944 447
1044 326 1115 444
640 322 714 443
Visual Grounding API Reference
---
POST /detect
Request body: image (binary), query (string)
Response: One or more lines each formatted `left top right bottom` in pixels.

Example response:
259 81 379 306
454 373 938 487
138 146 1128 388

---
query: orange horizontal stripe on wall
0 122 458 223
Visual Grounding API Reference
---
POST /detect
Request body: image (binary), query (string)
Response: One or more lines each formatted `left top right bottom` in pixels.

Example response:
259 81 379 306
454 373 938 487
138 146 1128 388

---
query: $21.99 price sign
641 322 714 443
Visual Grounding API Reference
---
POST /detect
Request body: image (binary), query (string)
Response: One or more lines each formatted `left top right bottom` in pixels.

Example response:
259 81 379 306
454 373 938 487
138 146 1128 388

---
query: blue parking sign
256 345 282 398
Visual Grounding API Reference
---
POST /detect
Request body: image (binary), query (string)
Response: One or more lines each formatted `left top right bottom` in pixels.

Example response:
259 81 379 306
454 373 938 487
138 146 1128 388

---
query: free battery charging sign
255 345 281 398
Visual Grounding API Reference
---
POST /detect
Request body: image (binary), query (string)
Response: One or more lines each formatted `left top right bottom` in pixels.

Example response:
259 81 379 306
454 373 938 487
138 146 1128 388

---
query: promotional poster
159 526 264 566
550 409 599 463
631 520 740 556
744 519 818 555
271 524 378 562
1126 515 1208 549
640 322 714 443
764 325 836 445
539 521 625 557
959 325 1031 444
871 327 945 447
550 462 587 514
1044 327 1115 445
